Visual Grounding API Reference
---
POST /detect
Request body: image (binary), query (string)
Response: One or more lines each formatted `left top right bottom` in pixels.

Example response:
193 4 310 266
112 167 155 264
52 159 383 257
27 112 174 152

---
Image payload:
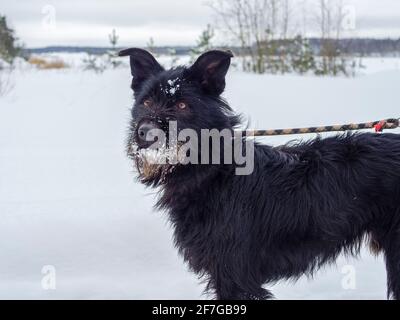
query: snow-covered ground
0 55 399 299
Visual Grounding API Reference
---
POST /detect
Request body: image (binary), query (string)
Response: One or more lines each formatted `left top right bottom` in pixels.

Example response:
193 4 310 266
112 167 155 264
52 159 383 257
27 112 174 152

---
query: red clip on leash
374 121 387 133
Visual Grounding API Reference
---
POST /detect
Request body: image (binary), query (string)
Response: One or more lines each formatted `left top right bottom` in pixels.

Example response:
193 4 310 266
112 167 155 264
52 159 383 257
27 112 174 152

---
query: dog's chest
171 206 224 273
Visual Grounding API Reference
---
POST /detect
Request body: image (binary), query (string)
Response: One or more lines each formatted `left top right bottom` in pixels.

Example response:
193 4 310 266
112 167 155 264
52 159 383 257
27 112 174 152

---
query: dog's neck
156 163 231 211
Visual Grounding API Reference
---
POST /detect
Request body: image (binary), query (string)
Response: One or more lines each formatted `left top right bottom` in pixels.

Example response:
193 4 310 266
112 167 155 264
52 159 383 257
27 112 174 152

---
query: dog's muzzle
136 120 162 148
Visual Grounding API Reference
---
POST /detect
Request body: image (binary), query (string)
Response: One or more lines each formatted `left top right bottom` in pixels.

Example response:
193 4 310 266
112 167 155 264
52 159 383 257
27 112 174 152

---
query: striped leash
246 118 400 137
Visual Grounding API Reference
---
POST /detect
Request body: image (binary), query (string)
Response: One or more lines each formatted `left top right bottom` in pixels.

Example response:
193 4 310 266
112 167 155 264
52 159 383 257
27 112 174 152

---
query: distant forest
25 38 400 57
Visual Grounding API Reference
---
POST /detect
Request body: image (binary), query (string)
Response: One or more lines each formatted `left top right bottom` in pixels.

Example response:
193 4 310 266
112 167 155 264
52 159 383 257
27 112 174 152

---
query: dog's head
120 48 240 184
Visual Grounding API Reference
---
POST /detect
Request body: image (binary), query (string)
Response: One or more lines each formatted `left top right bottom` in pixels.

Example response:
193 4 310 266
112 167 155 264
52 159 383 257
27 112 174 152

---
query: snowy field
0 55 400 299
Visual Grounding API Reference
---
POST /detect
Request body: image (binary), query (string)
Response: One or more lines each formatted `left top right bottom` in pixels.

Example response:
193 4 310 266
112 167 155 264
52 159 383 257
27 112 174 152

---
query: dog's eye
143 99 152 108
177 102 187 110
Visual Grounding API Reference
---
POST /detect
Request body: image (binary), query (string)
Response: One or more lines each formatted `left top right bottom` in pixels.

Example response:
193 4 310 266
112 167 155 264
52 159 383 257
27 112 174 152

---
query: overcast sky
2 0 400 47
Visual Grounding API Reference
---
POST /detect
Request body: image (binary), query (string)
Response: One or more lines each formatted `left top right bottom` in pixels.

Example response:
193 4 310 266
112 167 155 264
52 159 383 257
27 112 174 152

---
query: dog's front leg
215 284 274 300
208 269 273 300
213 281 244 300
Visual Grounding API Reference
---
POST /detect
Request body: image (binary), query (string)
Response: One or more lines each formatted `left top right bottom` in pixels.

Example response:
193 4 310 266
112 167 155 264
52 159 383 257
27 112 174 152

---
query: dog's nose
137 121 159 143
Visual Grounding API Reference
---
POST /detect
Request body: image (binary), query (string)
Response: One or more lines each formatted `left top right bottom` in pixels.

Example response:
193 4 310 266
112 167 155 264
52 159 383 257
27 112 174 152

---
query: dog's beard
128 142 183 184
134 147 172 183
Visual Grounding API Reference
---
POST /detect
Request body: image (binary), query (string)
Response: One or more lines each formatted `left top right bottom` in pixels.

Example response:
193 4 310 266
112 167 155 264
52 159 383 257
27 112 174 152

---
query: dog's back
225 132 400 298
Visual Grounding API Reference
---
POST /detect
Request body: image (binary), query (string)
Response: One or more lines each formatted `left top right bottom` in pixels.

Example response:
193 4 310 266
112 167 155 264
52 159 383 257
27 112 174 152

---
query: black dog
120 48 400 300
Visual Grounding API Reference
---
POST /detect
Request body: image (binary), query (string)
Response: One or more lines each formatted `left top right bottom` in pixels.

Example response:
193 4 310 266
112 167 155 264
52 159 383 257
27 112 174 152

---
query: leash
246 118 400 137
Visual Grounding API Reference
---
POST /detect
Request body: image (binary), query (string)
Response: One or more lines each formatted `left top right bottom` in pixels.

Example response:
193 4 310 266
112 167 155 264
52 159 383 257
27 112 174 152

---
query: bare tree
280 0 291 39
108 29 119 50
0 68 14 97
107 29 122 68
314 0 347 75
209 0 294 73
208 0 355 76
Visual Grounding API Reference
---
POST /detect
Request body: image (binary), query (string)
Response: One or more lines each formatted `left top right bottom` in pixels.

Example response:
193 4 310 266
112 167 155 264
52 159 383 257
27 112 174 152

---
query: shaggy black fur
119 48 400 300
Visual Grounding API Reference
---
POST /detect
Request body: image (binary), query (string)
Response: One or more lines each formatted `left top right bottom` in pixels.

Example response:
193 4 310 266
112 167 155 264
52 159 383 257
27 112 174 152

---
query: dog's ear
118 48 164 92
188 50 233 96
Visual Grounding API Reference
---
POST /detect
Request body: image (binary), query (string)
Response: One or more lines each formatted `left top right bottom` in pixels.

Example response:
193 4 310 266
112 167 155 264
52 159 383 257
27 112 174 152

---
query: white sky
2 0 400 47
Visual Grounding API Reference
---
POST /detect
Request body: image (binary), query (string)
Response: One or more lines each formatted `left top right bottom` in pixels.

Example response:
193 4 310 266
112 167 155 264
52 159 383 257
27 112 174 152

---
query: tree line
206 0 363 76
